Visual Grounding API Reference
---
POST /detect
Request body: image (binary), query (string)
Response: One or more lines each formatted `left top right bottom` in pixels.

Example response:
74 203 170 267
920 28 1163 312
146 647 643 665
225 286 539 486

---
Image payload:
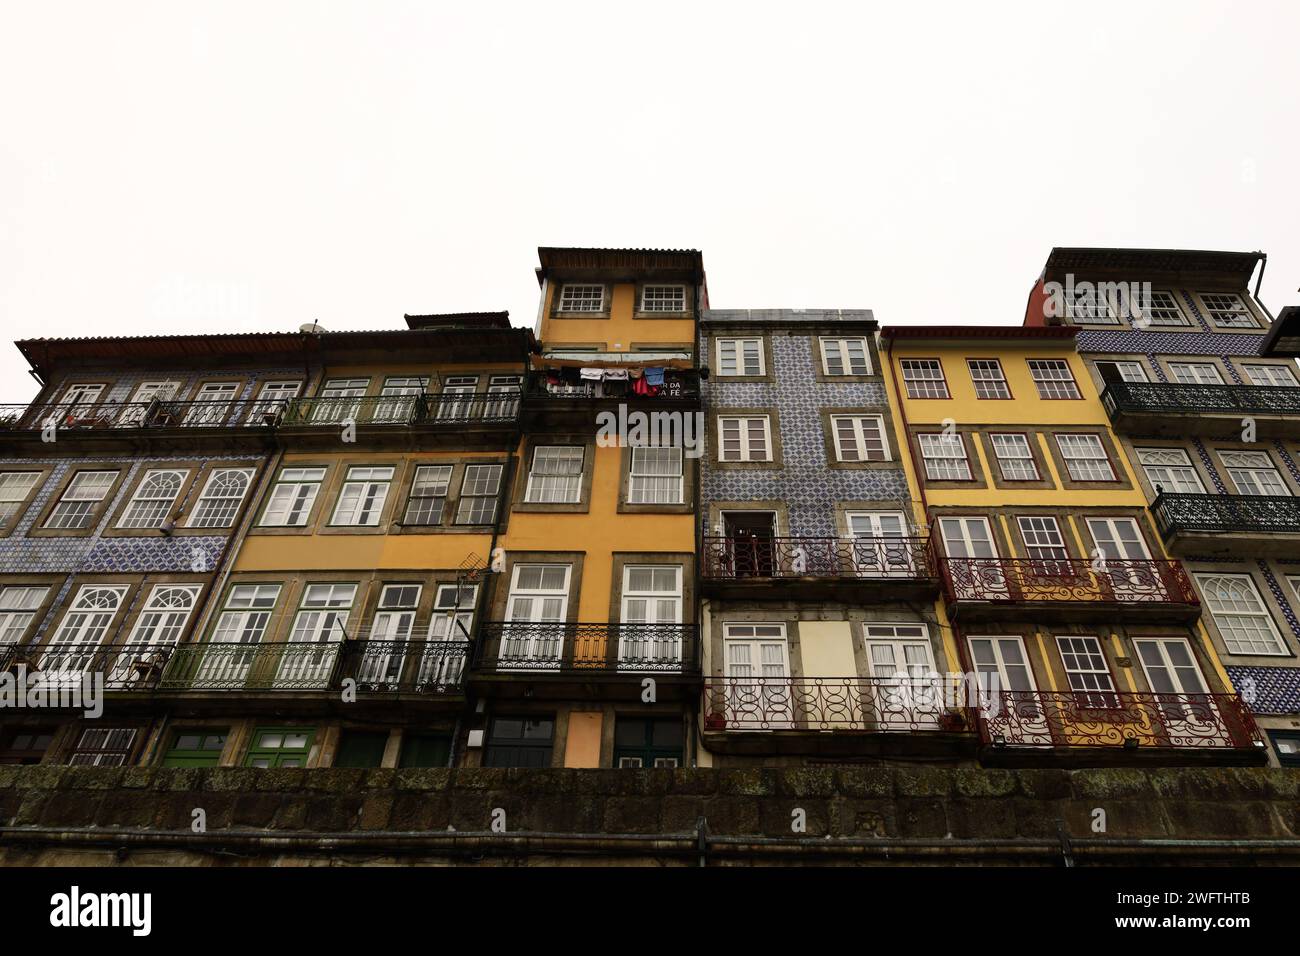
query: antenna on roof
299 319 325 334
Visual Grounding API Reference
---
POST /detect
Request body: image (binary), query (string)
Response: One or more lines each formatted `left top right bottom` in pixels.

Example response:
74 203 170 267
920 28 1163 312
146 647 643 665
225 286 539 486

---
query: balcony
977 690 1265 765
700 676 976 758
0 398 283 451
1101 381 1300 438
1151 492 1300 555
700 536 939 601
521 368 701 430
472 622 700 698
278 393 519 448
940 556 1199 623
1 642 176 691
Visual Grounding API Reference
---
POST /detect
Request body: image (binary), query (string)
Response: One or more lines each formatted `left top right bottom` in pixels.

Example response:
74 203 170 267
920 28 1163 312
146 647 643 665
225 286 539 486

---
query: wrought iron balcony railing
0 398 286 433
702 677 971 733
526 369 701 401
475 622 699 674
2 642 176 690
1151 492 1300 536
977 690 1263 750
158 641 345 691
701 536 936 581
339 639 468 694
281 392 520 427
941 556 1198 607
1102 381 1300 418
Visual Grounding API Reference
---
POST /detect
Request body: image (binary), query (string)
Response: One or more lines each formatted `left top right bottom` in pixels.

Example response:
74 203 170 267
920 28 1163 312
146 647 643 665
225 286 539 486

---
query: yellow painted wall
539 282 694 351
797 622 859 677
563 711 603 768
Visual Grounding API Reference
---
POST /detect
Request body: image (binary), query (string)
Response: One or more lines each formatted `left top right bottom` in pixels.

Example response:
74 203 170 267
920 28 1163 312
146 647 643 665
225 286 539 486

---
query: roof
404 311 512 330
702 308 876 328
1041 247 1264 287
881 324 1077 343
1261 304 1300 357
536 247 704 283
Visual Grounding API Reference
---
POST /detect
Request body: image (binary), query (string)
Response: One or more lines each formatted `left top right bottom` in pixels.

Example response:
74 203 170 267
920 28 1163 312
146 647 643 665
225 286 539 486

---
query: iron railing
158 641 345 691
475 622 699 673
340 639 468 694
941 556 1198 606
281 392 520 427
977 690 1263 750
702 677 971 732
0 398 284 432
701 535 935 580
526 369 701 400
1152 492 1300 536
1102 381 1300 418
2 642 176 690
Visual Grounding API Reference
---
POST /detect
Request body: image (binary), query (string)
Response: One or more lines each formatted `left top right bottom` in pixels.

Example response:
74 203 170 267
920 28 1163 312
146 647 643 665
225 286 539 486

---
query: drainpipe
1251 253 1273 321
690 271 704 769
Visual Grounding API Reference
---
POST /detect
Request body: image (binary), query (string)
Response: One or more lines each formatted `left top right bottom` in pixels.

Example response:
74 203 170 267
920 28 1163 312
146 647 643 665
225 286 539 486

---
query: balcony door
373 377 428 423
184 382 239 426
485 375 522 419
41 585 128 687
847 511 913 577
1086 517 1156 600
277 584 354 687
311 379 368 424
721 510 777 577
420 584 475 689
115 584 200 688
863 624 938 729
501 565 569 669
1133 638 1218 743
967 635 1049 744
619 565 682 670
437 376 480 421
939 516 1007 598
358 584 421 689
118 381 180 426
723 624 791 729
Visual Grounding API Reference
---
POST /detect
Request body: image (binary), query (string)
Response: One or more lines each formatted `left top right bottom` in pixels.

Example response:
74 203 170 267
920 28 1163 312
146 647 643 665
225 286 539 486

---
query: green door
335 730 389 768
245 727 315 768
162 730 228 768
398 733 452 768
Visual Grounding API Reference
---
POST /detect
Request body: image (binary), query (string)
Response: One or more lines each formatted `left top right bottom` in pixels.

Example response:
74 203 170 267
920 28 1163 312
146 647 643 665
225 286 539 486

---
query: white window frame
330 466 395 526
0 471 42 526
184 382 240 426
288 583 357 643
1095 360 1150 383
918 432 971 480
830 415 889 463
187 468 254 528
44 470 118 530
245 380 302 424
1197 574 1287 656
1243 364 1300 388
716 338 765 377
628 446 684 504
117 468 188 529
1055 635 1118 705
1056 434 1115 481
717 415 772 462
0 585 49 645
1197 292 1257 329
524 445 585 504
557 283 605 313
967 359 1011 399
210 584 282 644
989 433 1039 481
1136 290 1189 327
639 284 686 312
1028 359 1082 399
403 464 453 525
1136 448 1205 495
124 584 202 647
260 467 328 527
900 359 950 399
1220 451 1289 496
455 464 503 524
1169 362 1224 385
820 337 871 376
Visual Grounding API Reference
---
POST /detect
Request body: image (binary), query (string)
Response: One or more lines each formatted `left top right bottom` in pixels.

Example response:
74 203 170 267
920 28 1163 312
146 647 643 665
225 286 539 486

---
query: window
0 471 41 525
403 465 452 525
162 731 228 768
1056 635 1118 708
1136 448 1205 494
117 468 188 529
50 585 128 652
188 468 254 528
558 284 604 312
967 636 1037 694
1169 362 1223 385
716 338 764 376
68 728 137 767
311 378 369 423
1136 290 1188 327
455 464 503 524
0 586 48 644
863 624 934 679
830 415 888 462
718 416 771 462
44 471 117 530
918 433 971 480
900 359 949 399
245 380 301 424
124 584 201 647
614 718 683 768
1095 360 1150 384
261 467 327 527
621 566 682 623
429 584 477 642
1196 574 1286 655
525 446 584 503
399 733 452 768
245 728 315 768
723 624 791 725
820 337 871 375
118 381 180 426
1056 434 1115 481
1269 732 1300 769
0 727 55 765
184 382 239 426
436 376 480 420
289 584 357 643
989 434 1039 481
1067 285 1120 324
331 466 394 526
210 584 281 644
967 359 1011 398
1028 359 1081 399
335 731 389 768
505 565 570 625
483 717 554 768
52 383 105 418
1220 451 1289 496
1017 516 1070 562
1199 292 1257 328
640 285 686 312
373 377 429 422
1243 364 1300 387
628 446 683 504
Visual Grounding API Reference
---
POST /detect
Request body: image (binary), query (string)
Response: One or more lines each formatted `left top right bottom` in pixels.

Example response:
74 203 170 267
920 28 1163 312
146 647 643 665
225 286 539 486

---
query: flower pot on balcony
937 709 966 732
704 713 727 731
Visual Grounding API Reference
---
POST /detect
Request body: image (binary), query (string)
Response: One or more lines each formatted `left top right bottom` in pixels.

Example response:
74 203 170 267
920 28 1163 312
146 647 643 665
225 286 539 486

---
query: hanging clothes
603 368 629 381
643 367 666 386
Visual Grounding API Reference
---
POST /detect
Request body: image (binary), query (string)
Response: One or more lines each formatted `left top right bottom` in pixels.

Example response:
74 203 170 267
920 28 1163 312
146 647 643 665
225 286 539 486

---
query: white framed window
311 378 370 424
1095 360 1149 384
125 584 201 646
621 566 682 624
640 284 686 312
0 471 42 525
429 584 477 641
373 376 429 422
1133 638 1209 698
500 564 571 667
260 467 328 527
44 471 118 530
1136 448 1205 494
68 728 137 767
558 284 604 313
989 433 1038 481
403 465 452 525
1198 292 1257 329
188 468 254 528
455 464 503 524
918 433 971 480
1196 574 1286 655
724 624 790 680
1243 364 1300 387
1169 362 1224 385
967 635 1038 693
1068 285 1121 324
117 468 188 529
900 359 949 399
967 359 1011 399
289 584 357 643
628 446 683 504
51 585 129 649
331 466 395 526
716 338 764 376
0 586 49 645
245 380 302 424
210 584 281 644
1056 635 1118 706
184 382 240 426
436 375 481 420
718 415 771 462
54 383 105 413
1220 451 1289 496
863 624 934 678
117 381 180 426
525 446 584 503
1028 359 1081 399
1017 515 1069 561
820 337 871 376
831 415 889 462
1056 434 1115 481
1136 290 1188 327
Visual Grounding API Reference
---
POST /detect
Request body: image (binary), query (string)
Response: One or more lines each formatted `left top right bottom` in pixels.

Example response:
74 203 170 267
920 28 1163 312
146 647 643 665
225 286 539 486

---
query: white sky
2 1 1298 401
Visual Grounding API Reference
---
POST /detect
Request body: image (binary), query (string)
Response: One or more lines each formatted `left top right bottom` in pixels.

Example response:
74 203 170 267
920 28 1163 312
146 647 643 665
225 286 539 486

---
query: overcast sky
2 1 1297 400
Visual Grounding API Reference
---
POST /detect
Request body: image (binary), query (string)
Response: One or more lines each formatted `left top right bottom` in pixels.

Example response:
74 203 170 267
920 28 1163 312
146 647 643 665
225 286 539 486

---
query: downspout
1252 253 1273 320
690 270 704 769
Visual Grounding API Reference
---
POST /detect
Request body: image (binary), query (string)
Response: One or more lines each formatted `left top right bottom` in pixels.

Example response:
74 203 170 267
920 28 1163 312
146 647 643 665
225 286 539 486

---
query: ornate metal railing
941 556 1198 607
0 399 282 432
281 392 520 427
158 641 344 690
978 690 1263 750
340 639 468 694
1102 381 1300 418
526 369 701 400
702 677 971 732
1152 492 1300 536
701 536 936 580
475 622 699 673
3 642 177 690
